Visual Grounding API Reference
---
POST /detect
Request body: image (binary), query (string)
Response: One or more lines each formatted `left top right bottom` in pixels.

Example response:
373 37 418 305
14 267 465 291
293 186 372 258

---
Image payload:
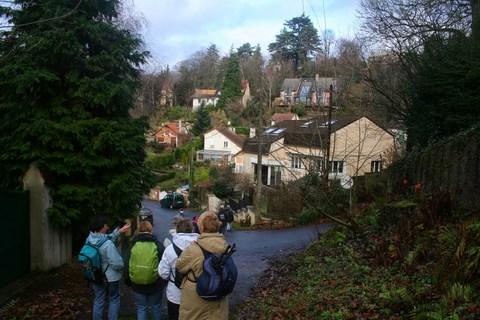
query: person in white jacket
158 219 199 320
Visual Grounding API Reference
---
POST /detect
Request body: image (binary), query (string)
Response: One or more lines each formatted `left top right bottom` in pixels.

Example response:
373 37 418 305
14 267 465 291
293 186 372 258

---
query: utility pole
255 102 263 221
323 84 333 189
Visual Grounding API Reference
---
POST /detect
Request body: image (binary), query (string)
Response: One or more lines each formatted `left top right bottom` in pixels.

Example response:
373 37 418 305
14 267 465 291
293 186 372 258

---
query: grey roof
282 79 300 90
281 77 337 92
243 115 364 153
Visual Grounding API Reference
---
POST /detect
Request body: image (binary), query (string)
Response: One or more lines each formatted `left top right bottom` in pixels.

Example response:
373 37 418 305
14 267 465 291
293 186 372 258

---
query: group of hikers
82 204 237 320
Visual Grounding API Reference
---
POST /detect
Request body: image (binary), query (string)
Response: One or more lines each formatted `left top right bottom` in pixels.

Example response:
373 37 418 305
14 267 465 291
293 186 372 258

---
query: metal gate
0 188 30 288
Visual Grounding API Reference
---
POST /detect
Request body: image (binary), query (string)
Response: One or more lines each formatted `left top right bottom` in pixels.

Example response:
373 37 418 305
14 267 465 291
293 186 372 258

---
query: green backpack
129 241 159 285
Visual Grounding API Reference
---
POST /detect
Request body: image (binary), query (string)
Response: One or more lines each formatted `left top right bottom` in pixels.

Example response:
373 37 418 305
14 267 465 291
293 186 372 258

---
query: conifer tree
0 0 153 226
217 54 242 110
191 105 212 136
268 14 321 74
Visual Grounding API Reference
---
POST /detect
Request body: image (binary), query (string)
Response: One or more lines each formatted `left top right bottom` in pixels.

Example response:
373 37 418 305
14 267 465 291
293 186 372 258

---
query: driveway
120 199 332 316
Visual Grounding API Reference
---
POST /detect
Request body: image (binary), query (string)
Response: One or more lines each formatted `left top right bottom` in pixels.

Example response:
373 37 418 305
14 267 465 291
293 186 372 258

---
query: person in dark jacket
124 221 166 320
225 205 235 231
217 205 227 234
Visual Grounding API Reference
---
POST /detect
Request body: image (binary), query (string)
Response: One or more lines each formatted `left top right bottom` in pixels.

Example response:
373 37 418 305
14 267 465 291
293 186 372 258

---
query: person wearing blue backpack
86 215 130 320
176 211 232 320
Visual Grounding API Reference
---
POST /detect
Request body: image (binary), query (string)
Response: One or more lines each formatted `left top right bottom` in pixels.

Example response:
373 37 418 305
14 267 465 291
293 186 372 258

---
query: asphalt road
120 199 332 316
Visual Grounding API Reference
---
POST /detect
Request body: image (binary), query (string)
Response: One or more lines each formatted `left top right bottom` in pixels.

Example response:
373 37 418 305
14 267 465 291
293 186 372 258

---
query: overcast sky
131 0 361 68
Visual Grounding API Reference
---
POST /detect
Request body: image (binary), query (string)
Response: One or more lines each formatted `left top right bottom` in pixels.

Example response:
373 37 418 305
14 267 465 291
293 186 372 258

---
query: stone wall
388 125 480 211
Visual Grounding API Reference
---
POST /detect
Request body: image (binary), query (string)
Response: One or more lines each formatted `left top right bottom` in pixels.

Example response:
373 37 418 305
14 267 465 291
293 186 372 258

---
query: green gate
0 189 30 288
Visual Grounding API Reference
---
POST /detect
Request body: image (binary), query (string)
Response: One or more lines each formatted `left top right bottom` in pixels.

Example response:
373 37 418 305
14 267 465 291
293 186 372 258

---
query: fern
0 298 18 315
442 282 474 306
379 285 415 312
414 311 444 320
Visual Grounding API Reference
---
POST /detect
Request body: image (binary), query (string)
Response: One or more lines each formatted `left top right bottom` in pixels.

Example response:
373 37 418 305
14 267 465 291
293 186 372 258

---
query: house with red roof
153 122 189 148
270 112 299 126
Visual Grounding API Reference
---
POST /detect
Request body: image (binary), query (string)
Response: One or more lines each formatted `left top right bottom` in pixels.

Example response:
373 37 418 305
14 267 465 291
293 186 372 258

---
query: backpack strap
172 243 183 257
87 237 111 275
169 242 184 284
196 242 208 258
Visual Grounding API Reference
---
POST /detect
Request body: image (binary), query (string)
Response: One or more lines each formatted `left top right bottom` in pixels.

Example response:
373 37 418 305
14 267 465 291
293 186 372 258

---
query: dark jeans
92 281 120 320
219 224 225 234
167 301 179 320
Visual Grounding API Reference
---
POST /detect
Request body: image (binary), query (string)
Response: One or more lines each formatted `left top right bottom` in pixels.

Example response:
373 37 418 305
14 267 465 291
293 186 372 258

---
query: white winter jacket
158 232 199 304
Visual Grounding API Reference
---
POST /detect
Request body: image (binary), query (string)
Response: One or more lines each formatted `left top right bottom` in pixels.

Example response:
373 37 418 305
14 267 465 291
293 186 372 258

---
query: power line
0 0 84 29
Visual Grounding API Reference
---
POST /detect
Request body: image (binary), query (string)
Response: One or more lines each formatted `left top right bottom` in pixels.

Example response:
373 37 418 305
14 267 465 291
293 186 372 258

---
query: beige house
197 128 245 170
241 115 395 186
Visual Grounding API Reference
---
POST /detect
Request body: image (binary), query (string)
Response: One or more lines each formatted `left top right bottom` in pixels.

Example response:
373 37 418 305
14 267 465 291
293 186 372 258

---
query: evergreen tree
217 54 242 110
0 0 153 226
191 105 211 136
268 14 322 74
409 32 480 147
237 43 265 97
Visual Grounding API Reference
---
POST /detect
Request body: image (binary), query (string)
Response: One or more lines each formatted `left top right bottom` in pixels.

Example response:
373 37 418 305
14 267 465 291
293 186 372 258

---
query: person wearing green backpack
124 221 167 320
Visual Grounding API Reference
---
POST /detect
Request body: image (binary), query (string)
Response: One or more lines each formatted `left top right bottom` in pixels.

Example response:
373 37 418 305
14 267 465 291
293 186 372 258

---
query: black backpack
218 211 226 221
195 243 237 300
171 243 186 288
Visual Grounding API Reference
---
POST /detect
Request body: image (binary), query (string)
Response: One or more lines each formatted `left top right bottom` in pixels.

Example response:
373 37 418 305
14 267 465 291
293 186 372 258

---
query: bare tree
357 0 476 150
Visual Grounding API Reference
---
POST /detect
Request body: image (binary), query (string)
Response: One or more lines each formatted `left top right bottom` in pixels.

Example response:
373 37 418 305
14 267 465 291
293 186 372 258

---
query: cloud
132 0 360 68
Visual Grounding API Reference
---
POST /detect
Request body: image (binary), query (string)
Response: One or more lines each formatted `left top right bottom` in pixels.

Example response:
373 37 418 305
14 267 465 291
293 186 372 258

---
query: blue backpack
78 238 110 284
195 243 237 300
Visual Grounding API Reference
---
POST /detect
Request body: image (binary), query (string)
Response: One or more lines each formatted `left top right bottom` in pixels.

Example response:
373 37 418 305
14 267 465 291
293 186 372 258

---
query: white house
197 127 245 170
191 89 220 111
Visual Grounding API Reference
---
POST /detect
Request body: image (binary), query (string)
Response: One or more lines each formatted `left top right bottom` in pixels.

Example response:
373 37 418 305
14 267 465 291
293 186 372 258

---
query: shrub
146 153 175 171
147 141 165 153
296 208 322 225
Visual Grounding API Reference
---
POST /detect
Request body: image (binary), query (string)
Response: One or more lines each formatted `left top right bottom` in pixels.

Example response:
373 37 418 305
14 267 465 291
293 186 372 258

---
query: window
299 85 311 103
371 160 383 172
291 155 302 169
315 158 324 172
319 120 337 127
285 86 292 96
223 141 228 148
330 161 345 173
317 88 324 105
270 166 282 185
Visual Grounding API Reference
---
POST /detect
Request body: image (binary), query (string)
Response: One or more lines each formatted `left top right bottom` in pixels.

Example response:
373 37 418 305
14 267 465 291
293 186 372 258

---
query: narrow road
120 199 332 316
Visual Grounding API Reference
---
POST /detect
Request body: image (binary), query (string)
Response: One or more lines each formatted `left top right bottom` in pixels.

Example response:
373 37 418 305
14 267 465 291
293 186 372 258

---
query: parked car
160 193 185 209
138 207 154 225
